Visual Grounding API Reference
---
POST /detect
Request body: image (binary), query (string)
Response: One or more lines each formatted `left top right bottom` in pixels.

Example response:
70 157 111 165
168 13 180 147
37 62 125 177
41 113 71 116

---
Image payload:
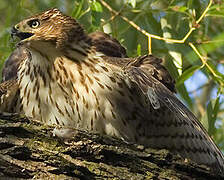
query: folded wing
122 55 224 173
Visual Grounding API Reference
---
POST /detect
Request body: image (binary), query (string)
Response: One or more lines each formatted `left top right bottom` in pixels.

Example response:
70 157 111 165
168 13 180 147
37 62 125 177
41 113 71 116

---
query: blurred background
0 0 223 151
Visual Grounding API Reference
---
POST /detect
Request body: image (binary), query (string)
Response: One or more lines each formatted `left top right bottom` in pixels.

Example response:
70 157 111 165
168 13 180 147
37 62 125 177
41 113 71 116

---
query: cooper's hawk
1 8 224 174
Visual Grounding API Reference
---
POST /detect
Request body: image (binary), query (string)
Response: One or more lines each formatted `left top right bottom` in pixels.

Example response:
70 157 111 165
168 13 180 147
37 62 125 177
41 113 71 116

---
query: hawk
2 31 127 81
1 8 224 174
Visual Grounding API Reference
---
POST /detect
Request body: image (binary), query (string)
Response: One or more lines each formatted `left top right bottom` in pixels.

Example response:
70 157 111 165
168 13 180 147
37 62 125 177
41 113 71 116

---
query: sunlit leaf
91 1 103 12
137 44 141 56
170 6 188 13
126 0 136 8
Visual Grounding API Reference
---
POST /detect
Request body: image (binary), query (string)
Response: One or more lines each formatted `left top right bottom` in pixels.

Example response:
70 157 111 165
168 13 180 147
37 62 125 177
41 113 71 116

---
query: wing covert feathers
123 55 224 173
0 79 19 113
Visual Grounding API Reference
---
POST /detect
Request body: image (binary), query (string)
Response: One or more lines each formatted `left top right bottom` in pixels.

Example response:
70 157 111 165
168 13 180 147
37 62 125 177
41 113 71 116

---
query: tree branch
0 115 223 179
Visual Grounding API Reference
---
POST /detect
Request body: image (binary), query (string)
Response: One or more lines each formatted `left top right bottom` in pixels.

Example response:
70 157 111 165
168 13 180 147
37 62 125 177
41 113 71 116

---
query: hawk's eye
28 19 40 28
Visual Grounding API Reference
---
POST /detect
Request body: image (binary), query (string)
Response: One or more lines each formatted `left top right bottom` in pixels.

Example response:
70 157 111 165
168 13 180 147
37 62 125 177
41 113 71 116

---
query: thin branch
196 0 213 24
189 42 218 78
99 0 222 87
99 0 213 52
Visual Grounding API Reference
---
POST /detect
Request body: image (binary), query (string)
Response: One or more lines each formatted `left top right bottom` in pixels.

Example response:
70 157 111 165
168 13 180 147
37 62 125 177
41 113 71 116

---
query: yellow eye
28 19 40 28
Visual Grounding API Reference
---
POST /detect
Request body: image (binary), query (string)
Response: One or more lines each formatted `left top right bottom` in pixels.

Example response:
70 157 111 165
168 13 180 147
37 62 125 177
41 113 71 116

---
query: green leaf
137 44 141 56
176 65 201 86
207 101 213 129
90 1 103 28
71 0 84 19
178 6 188 12
91 1 103 12
71 0 91 20
208 4 224 17
186 32 224 64
170 6 187 13
187 0 193 8
128 0 136 8
207 98 220 135
91 11 102 28
213 97 220 120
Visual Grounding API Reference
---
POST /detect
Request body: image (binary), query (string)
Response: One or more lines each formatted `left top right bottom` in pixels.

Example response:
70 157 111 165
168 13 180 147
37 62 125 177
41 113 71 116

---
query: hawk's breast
18 47 157 142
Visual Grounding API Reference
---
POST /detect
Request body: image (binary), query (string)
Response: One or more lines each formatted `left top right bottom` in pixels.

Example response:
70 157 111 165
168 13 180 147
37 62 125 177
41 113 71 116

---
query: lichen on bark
0 115 223 179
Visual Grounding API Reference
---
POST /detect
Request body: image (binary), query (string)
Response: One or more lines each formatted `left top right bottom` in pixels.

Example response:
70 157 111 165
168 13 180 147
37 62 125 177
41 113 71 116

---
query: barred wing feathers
122 55 224 173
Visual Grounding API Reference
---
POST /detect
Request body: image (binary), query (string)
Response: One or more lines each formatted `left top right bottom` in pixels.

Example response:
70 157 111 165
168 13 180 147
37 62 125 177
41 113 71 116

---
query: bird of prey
1 8 224 174
2 31 127 81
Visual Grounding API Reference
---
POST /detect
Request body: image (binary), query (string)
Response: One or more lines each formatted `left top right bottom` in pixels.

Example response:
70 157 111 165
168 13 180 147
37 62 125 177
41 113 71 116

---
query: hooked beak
11 26 34 40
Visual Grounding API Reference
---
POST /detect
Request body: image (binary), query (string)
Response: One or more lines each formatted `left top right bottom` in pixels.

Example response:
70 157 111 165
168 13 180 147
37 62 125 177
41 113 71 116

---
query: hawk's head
11 8 86 49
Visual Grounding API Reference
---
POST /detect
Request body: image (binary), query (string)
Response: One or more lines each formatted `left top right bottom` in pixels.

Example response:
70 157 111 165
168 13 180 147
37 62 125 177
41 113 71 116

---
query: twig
98 0 224 88
189 42 219 78
99 0 213 53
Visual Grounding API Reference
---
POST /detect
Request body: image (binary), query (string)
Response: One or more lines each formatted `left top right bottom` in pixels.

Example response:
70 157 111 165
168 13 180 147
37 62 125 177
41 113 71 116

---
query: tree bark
0 114 223 180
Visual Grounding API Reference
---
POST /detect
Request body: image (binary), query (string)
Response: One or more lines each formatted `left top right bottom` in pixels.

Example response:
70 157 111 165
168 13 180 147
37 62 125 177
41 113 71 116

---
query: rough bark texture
0 114 223 180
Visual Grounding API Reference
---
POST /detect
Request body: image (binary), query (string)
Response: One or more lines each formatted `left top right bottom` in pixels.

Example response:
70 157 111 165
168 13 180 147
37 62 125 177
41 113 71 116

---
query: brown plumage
89 31 127 58
2 46 29 82
1 8 224 174
0 79 20 112
2 31 127 82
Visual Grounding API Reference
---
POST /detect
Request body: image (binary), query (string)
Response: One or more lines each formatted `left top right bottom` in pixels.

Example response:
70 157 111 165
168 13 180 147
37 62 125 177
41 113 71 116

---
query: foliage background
0 0 223 151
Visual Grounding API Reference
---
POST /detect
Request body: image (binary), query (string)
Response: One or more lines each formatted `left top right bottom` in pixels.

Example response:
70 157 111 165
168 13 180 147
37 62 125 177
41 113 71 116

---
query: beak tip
11 26 18 33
